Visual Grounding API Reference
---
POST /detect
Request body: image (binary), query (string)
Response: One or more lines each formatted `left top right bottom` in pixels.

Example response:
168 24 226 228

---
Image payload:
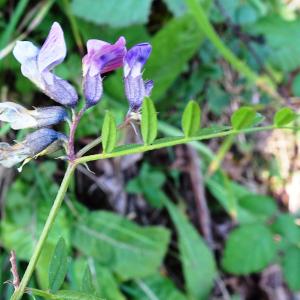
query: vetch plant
1 22 297 300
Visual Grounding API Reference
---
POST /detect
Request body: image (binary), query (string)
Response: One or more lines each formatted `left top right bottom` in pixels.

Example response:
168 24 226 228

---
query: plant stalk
10 163 76 300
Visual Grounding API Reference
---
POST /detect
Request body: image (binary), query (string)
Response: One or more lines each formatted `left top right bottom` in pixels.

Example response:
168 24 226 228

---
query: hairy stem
68 107 86 161
76 125 275 165
10 164 76 300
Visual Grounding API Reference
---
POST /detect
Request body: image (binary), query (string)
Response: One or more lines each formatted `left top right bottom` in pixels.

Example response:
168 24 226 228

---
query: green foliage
181 100 201 137
166 200 216 299
222 224 277 274
130 274 188 300
282 247 300 291
272 214 300 245
72 211 170 280
141 98 158 145
239 194 278 221
54 290 104 300
126 163 166 208
101 111 117 153
251 16 300 72
71 0 153 28
48 237 68 293
144 15 206 100
273 107 296 127
231 107 258 130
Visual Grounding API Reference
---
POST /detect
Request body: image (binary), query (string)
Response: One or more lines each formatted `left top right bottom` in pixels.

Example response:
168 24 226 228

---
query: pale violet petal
0 102 37 129
0 142 31 168
38 22 66 72
13 41 39 64
42 72 78 107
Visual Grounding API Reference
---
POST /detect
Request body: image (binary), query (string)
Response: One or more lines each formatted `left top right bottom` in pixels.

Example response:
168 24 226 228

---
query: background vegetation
1 0 300 299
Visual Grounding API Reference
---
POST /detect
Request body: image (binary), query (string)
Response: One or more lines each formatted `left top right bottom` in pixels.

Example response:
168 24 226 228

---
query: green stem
76 126 274 165
10 164 76 300
207 134 236 176
77 136 102 157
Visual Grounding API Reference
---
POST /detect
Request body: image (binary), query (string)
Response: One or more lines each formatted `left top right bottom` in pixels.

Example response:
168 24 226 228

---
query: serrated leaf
231 107 257 130
181 100 201 137
222 224 277 274
54 290 104 300
274 107 296 127
165 199 216 299
48 237 68 293
72 211 170 280
102 111 117 154
71 0 153 28
282 246 300 291
141 98 157 145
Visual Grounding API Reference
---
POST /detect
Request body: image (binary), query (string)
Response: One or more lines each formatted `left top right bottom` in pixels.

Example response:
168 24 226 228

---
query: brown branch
9 251 20 290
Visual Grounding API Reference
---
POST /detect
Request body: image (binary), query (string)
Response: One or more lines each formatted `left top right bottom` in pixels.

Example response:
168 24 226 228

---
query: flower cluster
0 22 153 168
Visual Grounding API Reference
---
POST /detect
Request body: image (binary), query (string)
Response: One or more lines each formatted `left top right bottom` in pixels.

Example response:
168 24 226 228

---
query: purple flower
0 102 67 129
82 37 126 107
124 43 153 113
0 128 67 168
13 22 78 107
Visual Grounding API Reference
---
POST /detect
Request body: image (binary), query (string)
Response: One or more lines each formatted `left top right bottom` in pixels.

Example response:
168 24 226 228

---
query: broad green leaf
49 237 68 293
222 224 277 274
101 111 117 154
231 107 257 130
181 100 201 137
239 194 277 221
282 246 300 291
163 0 187 16
54 290 104 300
141 98 157 145
131 274 187 300
165 200 216 300
273 107 296 127
72 211 170 280
71 0 153 28
272 214 300 245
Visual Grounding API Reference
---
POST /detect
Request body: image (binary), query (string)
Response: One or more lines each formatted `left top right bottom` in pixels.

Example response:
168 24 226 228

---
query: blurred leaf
72 211 170 280
251 16 300 72
80 267 93 294
273 107 296 127
141 97 158 145
102 111 117 153
206 83 230 115
79 261 125 300
49 237 68 293
54 290 104 300
222 224 277 274
292 73 300 97
163 0 187 16
272 214 300 245
144 15 206 101
181 100 201 137
239 194 278 221
282 246 300 291
165 199 216 300
231 107 257 130
71 0 153 27
131 274 187 300
126 163 166 208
